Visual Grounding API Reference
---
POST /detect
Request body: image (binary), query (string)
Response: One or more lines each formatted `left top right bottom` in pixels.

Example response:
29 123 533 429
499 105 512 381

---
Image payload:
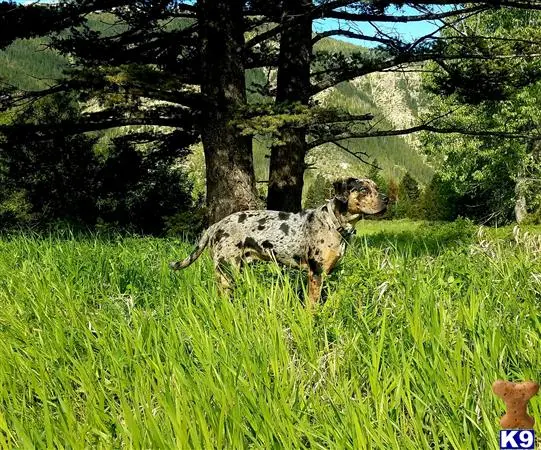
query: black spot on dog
236 241 244 248
319 239 325 244
218 257 227 266
258 224 266 230
293 255 304 264
238 213 247 223
347 178 363 191
335 199 348 214
308 258 322 274
307 212 314 223
262 240 273 249
279 223 290 235
244 237 263 253
278 212 290 220
315 249 320 256
213 229 230 243
257 218 268 225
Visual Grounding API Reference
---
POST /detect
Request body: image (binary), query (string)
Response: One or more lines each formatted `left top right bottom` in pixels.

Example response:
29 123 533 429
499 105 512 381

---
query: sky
314 18 440 47
17 0 443 47
314 5 447 47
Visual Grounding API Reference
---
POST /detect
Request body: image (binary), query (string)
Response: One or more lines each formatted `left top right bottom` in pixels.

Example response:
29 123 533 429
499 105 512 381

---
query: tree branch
311 50 541 94
247 4 482 48
326 4 489 23
0 107 199 139
312 29 399 47
247 0 541 49
330 140 382 169
307 124 540 149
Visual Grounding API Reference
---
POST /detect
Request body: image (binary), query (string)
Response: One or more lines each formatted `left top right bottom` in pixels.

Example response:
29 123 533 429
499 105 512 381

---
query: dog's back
206 209 311 267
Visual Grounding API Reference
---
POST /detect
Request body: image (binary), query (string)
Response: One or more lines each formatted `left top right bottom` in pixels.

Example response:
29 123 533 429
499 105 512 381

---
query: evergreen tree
401 172 420 202
246 0 541 212
1 0 257 224
2 0 541 219
421 9 541 223
367 159 387 192
304 173 333 209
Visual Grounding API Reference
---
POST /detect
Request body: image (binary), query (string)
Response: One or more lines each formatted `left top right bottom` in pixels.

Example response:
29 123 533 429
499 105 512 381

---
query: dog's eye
359 187 368 193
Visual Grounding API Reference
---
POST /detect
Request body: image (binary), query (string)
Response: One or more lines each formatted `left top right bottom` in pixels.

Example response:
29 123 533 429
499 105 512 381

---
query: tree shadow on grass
354 221 477 257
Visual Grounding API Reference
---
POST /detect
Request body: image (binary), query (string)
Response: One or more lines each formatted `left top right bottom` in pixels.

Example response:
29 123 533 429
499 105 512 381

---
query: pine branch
326 4 490 23
0 107 198 139
247 0 541 50
330 140 382 169
311 50 541 94
307 123 540 149
312 29 399 47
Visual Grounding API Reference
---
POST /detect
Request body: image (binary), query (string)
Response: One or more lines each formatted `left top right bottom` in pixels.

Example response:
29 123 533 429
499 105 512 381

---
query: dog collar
324 201 355 238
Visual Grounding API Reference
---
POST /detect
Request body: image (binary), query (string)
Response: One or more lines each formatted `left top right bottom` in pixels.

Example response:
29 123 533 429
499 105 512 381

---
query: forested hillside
0 17 432 196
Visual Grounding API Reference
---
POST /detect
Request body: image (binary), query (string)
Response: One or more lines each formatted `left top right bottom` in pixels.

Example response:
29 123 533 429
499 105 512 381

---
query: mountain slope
0 26 433 196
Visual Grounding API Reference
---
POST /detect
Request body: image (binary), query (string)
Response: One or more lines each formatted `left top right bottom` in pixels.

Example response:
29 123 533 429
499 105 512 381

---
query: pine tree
1 0 257 223
3 0 541 220
251 0 541 212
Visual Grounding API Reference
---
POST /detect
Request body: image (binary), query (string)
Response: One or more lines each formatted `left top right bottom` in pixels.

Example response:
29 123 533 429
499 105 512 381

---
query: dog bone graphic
492 380 539 429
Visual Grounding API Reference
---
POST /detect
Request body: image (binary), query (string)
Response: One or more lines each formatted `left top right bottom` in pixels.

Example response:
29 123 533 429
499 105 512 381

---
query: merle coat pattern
170 178 387 306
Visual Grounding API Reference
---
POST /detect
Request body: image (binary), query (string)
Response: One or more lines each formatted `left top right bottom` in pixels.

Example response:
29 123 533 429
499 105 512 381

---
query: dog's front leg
307 270 322 309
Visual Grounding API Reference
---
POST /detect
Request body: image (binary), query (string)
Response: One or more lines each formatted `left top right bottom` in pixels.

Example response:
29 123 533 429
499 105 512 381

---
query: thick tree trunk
267 0 312 212
199 0 258 224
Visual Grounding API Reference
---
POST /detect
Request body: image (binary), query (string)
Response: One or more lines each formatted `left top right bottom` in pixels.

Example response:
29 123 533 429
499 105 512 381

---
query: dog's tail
169 225 215 271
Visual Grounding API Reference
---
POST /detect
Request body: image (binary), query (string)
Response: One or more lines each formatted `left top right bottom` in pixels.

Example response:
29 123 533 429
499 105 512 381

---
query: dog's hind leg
214 257 241 295
216 269 232 293
307 269 322 310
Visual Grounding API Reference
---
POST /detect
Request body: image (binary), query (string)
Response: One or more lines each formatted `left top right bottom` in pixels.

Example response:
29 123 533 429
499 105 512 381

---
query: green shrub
1 94 198 234
419 174 458 221
163 196 206 239
0 189 34 227
303 173 333 209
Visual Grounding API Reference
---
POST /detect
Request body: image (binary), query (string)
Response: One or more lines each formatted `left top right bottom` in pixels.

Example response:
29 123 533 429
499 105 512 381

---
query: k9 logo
500 430 535 449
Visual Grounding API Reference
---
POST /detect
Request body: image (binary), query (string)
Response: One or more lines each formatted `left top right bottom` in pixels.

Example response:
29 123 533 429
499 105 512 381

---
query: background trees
2 0 250 224
249 0 541 212
421 8 541 223
0 92 198 233
1 0 541 230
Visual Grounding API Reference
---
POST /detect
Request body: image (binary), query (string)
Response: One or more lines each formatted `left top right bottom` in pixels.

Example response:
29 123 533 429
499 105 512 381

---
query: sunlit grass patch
0 222 540 448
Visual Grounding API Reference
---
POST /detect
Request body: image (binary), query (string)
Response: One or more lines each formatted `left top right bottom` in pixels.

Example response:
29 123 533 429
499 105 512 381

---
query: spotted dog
170 178 387 306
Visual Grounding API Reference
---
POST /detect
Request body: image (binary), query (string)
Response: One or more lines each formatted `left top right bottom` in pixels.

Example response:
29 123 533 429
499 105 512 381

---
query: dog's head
333 177 387 215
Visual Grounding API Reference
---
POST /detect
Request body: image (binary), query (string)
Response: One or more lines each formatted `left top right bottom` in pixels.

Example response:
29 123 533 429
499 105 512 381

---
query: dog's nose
380 194 389 204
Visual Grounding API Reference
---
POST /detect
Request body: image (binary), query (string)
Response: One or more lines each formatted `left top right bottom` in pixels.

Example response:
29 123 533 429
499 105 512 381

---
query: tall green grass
0 222 540 448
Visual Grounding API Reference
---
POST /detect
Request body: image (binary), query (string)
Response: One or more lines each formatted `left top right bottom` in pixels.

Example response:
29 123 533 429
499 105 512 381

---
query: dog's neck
324 199 360 234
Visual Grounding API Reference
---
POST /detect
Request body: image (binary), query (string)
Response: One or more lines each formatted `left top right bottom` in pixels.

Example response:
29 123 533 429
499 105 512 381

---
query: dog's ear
333 179 349 203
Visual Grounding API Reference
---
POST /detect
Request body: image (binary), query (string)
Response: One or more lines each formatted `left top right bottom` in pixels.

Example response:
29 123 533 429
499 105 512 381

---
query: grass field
1 220 541 449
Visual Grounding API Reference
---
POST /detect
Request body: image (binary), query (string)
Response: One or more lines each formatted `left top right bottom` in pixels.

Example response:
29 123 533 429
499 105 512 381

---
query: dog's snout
380 193 389 204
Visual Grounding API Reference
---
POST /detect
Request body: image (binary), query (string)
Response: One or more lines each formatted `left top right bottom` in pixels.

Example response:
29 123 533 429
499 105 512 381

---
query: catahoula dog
170 177 387 306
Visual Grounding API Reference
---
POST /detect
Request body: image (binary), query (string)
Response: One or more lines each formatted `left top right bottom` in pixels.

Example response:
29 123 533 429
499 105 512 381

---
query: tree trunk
199 0 258 224
267 0 312 212
515 139 541 223
514 179 528 224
